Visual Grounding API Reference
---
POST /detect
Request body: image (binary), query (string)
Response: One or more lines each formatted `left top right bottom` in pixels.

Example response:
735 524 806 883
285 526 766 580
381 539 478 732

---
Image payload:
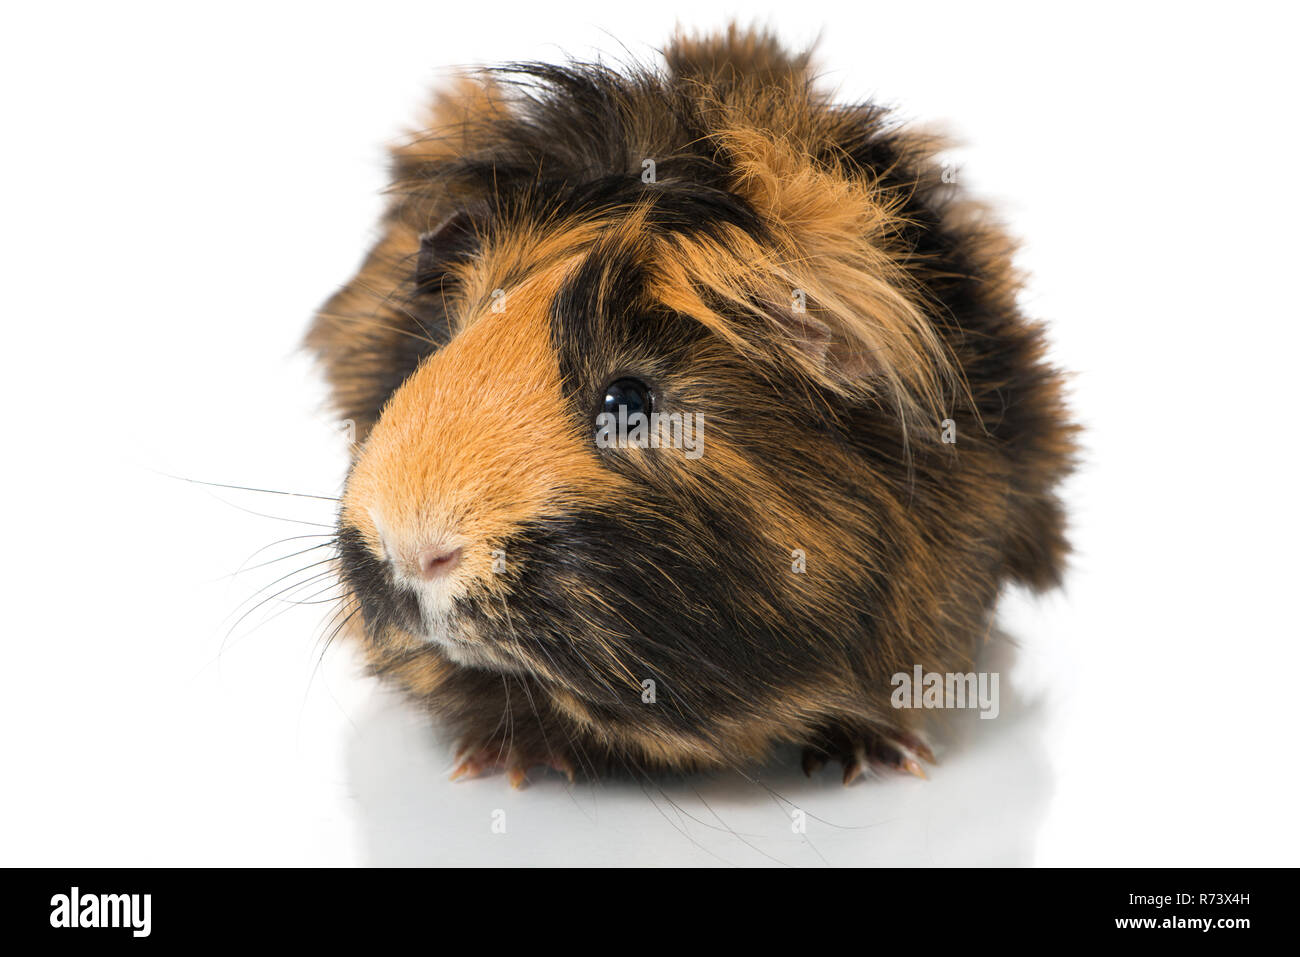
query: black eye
602 377 651 418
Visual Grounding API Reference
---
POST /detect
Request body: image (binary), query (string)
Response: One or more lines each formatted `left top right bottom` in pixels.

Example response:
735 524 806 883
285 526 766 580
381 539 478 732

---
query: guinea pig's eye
602 377 652 418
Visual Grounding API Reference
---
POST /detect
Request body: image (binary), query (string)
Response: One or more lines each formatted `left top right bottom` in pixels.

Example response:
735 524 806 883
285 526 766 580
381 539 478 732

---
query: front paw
801 728 935 785
449 739 576 789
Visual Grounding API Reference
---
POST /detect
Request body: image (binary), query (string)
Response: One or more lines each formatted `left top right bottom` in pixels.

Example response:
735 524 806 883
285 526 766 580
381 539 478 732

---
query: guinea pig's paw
449 741 576 789
802 730 935 786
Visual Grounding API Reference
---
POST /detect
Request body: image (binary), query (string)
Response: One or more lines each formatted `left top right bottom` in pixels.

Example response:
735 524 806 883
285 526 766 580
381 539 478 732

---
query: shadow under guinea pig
342 630 1053 866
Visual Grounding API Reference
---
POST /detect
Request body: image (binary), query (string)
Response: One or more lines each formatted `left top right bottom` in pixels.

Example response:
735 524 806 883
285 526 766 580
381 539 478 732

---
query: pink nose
416 546 462 581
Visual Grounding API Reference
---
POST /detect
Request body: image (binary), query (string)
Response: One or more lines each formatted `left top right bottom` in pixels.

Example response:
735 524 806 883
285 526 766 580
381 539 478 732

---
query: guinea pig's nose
416 546 463 581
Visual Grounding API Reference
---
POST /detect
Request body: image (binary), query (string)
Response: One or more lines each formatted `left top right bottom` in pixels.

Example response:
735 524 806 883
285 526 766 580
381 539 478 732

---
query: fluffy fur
307 26 1077 782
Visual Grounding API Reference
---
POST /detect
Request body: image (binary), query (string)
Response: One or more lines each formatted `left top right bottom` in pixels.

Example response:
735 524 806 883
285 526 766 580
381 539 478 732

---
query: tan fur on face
340 259 620 602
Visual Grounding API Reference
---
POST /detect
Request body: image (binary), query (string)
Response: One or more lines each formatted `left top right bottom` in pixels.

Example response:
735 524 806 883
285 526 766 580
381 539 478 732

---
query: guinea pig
306 25 1076 787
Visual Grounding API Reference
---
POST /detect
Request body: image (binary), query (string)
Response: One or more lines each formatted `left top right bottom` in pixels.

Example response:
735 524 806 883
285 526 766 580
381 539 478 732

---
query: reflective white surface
345 635 1052 866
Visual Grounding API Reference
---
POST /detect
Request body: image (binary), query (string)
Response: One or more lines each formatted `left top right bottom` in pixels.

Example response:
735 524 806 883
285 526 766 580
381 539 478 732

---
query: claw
841 759 863 786
450 743 575 787
830 732 935 786
450 742 499 781
901 757 927 779
841 744 873 786
801 748 826 777
549 756 577 784
897 733 936 765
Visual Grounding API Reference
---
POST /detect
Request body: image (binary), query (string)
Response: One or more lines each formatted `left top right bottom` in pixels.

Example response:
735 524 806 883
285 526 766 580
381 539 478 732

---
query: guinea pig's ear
766 298 889 383
720 126 959 424
389 75 509 290
415 208 483 288
760 246 956 431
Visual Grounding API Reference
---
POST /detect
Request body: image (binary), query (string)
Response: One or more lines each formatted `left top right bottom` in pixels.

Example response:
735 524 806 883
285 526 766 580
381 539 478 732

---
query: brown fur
307 26 1077 780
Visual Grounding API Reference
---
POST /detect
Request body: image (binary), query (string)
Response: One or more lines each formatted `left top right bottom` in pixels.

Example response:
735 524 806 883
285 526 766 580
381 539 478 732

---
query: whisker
620 760 736 867
314 597 362 659
223 555 342 624
286 593 347 605
224 574 338 656
303 599 363 707
687 782 789 866
220 559 341 653
239 570 337 624
225 533 339 575
158 471 341 502
194 489 337 529
219 540 338 580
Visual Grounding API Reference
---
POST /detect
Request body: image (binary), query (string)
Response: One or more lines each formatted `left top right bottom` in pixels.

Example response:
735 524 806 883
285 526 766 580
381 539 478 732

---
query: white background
2 1 1296 866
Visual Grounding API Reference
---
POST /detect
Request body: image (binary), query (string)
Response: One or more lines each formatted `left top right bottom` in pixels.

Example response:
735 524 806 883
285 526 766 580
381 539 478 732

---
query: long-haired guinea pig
306 25 1076 786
